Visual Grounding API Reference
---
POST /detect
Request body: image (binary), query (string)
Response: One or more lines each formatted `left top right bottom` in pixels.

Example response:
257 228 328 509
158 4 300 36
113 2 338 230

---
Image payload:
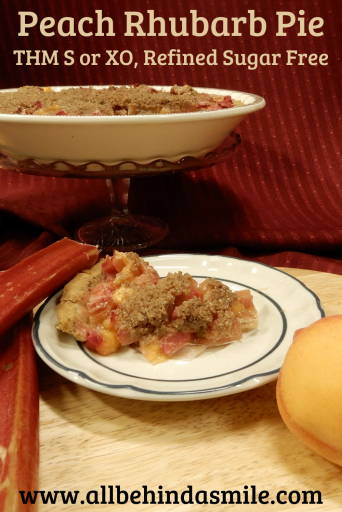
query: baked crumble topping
200 278 237 311
114 285 174 339
170 297 213 337
0 84 241 116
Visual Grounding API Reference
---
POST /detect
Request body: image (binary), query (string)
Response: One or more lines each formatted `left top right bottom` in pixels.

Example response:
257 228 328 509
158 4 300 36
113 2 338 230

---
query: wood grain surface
36 269 342 511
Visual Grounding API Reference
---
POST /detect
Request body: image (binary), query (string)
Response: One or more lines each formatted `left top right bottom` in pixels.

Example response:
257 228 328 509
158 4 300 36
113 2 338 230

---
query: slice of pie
56 251 258 364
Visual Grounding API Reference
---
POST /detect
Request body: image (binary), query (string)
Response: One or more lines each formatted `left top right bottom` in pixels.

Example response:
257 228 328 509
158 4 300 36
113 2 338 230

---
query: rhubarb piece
161 332 196 357
232 289 259 332
0 315 39 512
0 238 99 337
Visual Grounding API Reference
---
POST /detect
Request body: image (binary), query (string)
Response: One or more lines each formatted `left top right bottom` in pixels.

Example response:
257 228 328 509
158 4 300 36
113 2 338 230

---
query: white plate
32 254 323 401
0 86 265 165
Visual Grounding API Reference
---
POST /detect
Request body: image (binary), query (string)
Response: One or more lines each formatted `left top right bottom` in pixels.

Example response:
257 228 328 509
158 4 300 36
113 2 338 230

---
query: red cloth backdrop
0 0 342 273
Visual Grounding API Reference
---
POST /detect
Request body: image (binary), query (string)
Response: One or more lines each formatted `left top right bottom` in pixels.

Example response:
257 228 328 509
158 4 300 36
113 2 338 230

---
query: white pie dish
0 86 265 166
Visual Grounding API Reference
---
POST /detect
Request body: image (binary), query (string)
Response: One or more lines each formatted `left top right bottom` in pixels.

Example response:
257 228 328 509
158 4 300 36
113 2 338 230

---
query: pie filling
56 251 258 364
0 84 240 116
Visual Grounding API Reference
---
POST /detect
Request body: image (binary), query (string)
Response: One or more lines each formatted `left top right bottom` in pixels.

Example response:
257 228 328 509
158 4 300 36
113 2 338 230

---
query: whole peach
276 315 342 466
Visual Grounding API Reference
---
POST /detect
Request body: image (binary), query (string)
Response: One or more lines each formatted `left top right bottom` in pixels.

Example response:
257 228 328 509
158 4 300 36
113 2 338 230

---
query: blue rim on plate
32 254 324 401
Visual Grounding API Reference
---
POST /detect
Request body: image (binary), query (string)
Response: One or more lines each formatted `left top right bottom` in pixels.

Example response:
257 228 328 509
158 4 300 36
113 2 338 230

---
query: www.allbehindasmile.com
19 485 323 506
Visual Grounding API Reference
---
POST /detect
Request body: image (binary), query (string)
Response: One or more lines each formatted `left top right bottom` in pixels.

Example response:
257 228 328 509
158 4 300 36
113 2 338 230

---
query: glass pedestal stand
0 133 241 252
75 177 169 252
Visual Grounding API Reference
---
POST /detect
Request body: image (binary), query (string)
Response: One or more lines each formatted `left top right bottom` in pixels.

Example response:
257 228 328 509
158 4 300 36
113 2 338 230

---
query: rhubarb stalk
0 238 99 337
0 315 38 512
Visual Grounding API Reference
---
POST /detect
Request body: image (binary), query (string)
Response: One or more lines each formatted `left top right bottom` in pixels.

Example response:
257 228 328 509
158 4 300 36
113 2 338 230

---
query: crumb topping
115 285 174 339
157 271 193 297
0 84 240 116
171 297 212 336
200 278 237 311
211 310 236 332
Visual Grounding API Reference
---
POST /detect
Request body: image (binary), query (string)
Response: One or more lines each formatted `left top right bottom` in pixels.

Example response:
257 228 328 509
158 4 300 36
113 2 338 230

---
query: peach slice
276 315 342 466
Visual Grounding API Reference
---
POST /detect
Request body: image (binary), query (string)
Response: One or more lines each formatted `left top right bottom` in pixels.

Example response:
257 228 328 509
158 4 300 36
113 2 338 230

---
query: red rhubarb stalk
0 238 99 337
0 315 39 511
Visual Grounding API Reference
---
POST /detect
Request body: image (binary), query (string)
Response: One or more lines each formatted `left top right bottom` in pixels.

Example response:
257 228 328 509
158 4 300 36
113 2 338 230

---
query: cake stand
0 132 241 252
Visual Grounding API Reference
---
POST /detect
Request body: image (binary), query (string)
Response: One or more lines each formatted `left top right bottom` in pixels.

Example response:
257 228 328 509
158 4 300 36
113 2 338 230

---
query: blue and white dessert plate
33 254 323 401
